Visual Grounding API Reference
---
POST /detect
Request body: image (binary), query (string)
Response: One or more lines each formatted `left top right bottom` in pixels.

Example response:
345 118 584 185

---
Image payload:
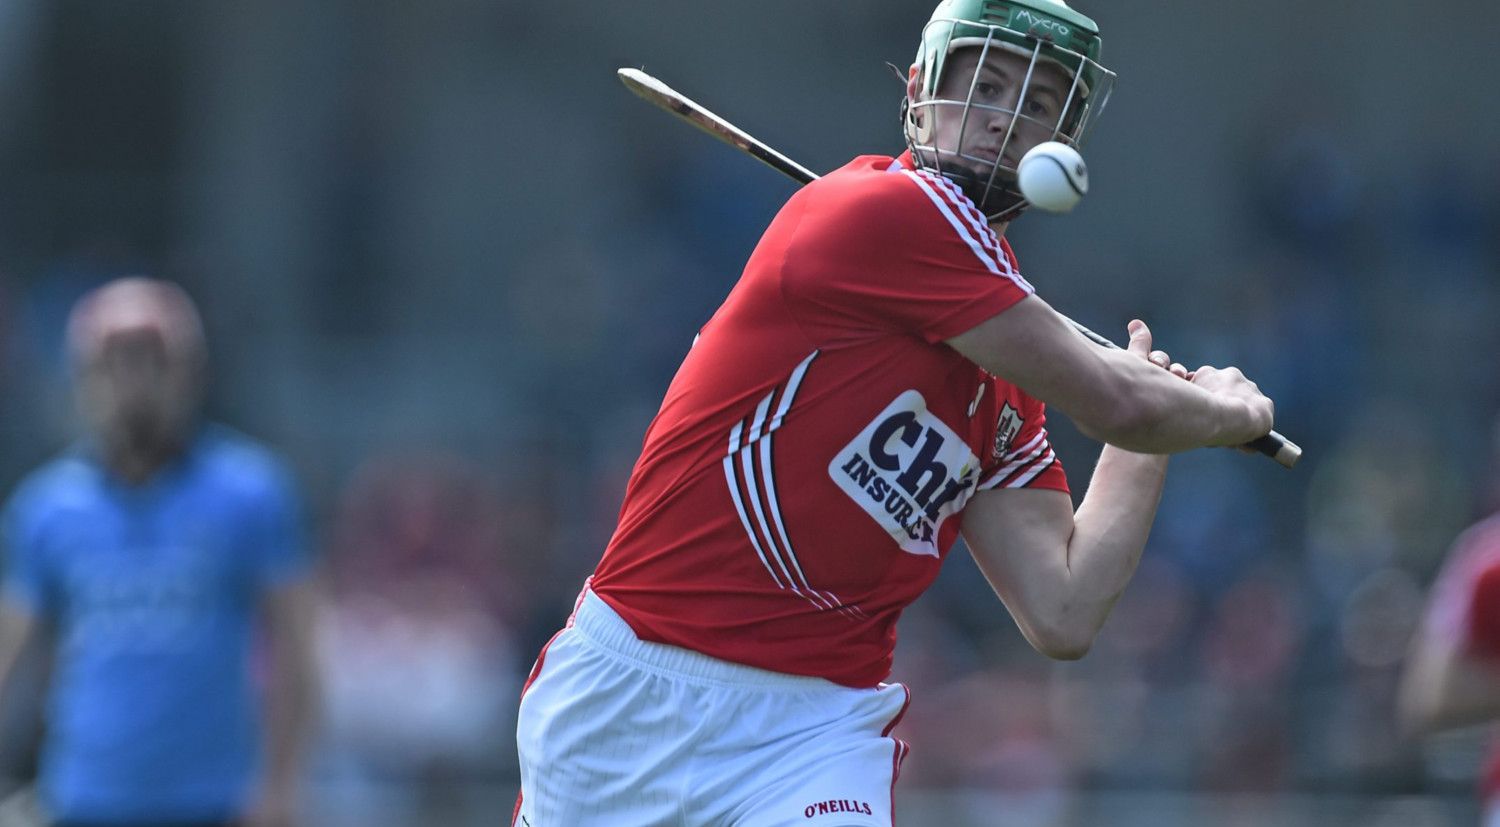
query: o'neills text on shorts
804 798 875 818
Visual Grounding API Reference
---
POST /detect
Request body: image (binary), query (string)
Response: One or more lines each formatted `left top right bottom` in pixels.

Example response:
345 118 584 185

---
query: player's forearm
0 602 37 703
1076 348 1262 454
1055 445 1169 648
260 585 321 794
264 662 316 786
1398 634 1500 737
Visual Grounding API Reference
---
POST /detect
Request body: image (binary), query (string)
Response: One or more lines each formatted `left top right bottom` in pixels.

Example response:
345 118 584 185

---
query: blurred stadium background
1 0 1498 825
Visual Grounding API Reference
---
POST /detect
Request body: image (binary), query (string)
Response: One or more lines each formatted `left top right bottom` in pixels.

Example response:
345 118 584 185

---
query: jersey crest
993 402 1023 458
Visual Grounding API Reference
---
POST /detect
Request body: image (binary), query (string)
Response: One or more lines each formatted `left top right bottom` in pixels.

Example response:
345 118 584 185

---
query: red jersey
591 154 1069 688
1431 515 1500 801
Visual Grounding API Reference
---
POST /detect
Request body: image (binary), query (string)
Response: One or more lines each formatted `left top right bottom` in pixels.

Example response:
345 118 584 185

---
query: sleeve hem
920 285 1031 344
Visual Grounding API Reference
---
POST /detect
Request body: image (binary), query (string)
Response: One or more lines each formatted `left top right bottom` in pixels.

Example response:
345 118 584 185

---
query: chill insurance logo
829 390 979 557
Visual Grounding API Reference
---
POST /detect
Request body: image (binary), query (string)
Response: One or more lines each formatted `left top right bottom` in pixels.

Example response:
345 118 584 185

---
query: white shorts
513 590 910 827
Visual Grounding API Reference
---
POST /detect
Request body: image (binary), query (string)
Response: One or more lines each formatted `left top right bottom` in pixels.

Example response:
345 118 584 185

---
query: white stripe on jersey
758 353 865 618
924 174 1038 294
737 390 819 604
888 156 996 268
978 430 1054 490
722 352 864 618
741 440 828 605
901 170 1004 276
900 170 1035 295
1003 431 1047 462
923 173 1009 270
1008 451 1057 487
768 351 816 433
759 436 864 620
746 386 774 443
724 423 790 590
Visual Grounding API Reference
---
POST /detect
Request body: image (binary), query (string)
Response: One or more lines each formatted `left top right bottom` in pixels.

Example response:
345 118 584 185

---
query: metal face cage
906 20 1116 222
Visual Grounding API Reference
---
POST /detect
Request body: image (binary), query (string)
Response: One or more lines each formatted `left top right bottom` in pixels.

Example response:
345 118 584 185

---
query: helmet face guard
905 0 1116 222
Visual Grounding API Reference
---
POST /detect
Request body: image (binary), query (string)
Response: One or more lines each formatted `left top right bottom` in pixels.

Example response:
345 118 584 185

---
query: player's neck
102 431 189 486
990 220 1010 238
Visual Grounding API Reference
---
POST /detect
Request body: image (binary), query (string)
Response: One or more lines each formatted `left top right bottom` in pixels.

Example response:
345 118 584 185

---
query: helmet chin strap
906 141 1038 223
947 166 1029 223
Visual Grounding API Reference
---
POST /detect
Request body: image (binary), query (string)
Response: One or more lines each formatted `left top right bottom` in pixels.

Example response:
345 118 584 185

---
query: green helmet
905 0 1116 221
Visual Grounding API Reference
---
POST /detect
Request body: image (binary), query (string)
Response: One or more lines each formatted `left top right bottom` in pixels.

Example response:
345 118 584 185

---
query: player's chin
950 154 1018 186
949 152 998 175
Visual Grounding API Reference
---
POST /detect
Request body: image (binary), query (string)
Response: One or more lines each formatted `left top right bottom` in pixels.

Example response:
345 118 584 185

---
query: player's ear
905 64 927 136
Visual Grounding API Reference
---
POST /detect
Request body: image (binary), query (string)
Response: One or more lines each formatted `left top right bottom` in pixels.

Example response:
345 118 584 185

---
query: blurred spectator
0 278 318 827
1399 414 1500 827
312 453 521 824
1 239 151 485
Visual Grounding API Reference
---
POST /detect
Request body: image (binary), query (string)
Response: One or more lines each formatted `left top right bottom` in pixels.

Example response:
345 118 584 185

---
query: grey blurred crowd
1 1 1498 825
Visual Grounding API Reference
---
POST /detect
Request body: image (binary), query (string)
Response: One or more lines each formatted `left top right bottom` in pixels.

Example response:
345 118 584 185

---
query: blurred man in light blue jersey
0 278 319 827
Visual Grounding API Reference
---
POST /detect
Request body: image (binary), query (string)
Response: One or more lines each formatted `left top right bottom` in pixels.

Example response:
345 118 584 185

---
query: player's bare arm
959 322 1174 659
1399 555 1500 737
1398 627 1500 737
0 598 38 703
946 297 1273 453
251 578 321 827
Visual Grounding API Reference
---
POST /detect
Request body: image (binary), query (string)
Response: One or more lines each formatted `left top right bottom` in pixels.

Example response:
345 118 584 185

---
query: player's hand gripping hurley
617 68 1300 469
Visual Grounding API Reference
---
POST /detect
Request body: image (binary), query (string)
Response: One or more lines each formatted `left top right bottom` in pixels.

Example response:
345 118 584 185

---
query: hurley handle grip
1246 432 1302 469
1066 319 1301 469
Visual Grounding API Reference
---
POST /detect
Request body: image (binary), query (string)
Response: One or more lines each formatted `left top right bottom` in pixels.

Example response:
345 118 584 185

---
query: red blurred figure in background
1400 415 1500 827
